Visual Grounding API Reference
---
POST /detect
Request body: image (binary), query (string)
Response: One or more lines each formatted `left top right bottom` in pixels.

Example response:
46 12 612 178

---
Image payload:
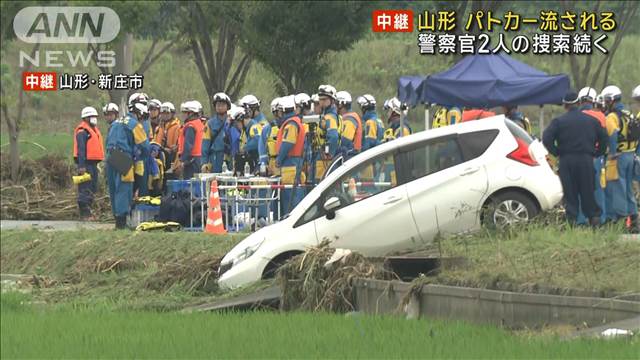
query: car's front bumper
217 255 268 290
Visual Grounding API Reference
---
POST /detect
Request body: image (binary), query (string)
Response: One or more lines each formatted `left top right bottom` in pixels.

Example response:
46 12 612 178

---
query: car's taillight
507 137 539 166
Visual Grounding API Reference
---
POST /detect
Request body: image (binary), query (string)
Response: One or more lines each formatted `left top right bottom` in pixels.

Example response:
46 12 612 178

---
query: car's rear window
505 119 534 145
458 129 499 161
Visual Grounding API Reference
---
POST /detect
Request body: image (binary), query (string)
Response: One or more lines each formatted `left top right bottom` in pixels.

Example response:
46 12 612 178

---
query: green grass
418 224 640 294
0 230 244 310
1 298 636 359
0 132 71 160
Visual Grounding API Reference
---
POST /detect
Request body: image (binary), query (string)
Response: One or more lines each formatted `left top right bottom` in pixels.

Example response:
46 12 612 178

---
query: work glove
77 167 86 175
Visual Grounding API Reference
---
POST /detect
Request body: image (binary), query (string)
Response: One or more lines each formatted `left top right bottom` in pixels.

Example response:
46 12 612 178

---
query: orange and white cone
205 180 226 234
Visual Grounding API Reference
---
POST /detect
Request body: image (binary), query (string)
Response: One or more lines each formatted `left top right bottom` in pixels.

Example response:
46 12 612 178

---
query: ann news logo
372 10 414 32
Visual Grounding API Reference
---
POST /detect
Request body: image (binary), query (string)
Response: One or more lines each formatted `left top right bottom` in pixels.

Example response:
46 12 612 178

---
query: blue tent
398 53 570 108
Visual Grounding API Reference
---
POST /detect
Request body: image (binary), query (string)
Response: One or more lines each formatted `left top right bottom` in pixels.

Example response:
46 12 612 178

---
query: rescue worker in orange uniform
176 100 205 180
336 90 363 160
74 106 104 220
275 95 307 217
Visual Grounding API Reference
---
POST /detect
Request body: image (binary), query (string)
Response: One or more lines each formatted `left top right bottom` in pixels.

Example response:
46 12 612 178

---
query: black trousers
558 153 600 223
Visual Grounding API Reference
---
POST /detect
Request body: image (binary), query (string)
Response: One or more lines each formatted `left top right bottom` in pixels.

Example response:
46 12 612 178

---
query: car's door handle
383 196 403 205
460 166 480 176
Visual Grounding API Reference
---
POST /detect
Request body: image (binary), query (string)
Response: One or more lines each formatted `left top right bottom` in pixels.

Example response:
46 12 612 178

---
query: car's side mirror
323 197 341 220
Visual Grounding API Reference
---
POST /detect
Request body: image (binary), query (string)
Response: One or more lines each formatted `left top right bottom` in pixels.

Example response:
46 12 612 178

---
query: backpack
157 190 202 227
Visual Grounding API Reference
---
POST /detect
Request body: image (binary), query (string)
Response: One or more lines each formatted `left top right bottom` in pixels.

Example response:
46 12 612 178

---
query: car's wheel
483 191 539 228
261 251 302 279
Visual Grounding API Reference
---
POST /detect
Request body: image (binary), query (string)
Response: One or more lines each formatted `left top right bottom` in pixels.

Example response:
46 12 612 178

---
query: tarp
398 53 570 108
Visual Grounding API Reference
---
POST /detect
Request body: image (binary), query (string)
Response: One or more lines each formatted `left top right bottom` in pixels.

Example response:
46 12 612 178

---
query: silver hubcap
492 200 529 227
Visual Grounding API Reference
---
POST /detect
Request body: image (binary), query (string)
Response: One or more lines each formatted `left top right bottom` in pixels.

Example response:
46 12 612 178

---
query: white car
218 116 563 289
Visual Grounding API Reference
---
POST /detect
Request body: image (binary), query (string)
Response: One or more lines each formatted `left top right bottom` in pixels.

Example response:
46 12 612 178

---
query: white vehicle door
400 131 495 242
295 150 420 257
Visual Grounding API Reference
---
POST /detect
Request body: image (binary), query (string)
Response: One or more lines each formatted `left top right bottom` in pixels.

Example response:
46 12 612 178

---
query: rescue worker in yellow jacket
258 98 281 176
313 85 340 182
74 106 105 220
432 105 462 128
602 85 639 231
383 97 412 142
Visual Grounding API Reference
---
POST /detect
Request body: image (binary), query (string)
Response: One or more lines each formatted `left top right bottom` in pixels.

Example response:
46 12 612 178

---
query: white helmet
131 102 148 117
160 102 175 113
180 101 201 114
595 94 606 108
632 85 640 100
148 98 162 110
384 97 402 115
228 105 246 122
356 94 376 110
336 91 352 106
578 87 598 102
213 92 232 107
239 94 260 108
102 103 119 114
128 92 148 106
311 93 320 103
81 106 98 118
601 85 622 102
294 93 311 108
270 97 281 113
317 84 337 99
277 95 296 112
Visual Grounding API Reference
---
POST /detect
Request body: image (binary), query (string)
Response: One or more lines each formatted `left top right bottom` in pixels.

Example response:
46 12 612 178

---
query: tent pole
539 106 544 138
425 104 430 130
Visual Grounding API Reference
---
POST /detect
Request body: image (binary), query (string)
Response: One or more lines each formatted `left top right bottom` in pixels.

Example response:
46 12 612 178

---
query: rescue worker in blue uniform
258 98 281 177
202 92 231 173
275 96 307 217
228 106 247 174
576 87 607 225
357 94 384 151
106 101 150 229
239 95 264 173
543 91 608 226
74 106 104 220
502 105 532 134
128 93 151 197
177 101 204 180
383 97 412 142
336 91 363 160
314 84 340 182
602 85 639 231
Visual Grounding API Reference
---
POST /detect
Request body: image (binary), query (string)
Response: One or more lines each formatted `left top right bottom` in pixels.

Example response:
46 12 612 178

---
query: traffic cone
205 180 226 234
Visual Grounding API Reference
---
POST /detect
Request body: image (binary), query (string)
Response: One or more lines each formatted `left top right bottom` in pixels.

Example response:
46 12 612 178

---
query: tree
242 1 373 94
176 2 252 113
1 1 42 182
84 1 179 109
562 0 639 89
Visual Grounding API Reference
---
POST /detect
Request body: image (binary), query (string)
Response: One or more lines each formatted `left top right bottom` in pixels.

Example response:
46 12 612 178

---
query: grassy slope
1 294 636 359
412 225 640 294
0 230 244 310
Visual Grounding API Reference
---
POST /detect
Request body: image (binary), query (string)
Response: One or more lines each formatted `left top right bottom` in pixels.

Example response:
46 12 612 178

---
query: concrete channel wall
353 278 640 329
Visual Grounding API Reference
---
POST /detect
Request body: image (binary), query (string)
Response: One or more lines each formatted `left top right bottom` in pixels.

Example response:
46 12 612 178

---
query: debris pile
277 241 393 312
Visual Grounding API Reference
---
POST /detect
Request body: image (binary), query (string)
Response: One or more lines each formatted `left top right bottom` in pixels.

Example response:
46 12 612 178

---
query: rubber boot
588 216 601 229
115 216 127 230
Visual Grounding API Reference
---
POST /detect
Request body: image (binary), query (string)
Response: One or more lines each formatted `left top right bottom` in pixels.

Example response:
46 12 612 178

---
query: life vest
276 116 306 157
343 111 363 151
462 109 496 122
583 109 606 128
614 109 639 152
177 118 204 157
266 125 279 158
73 121 104 161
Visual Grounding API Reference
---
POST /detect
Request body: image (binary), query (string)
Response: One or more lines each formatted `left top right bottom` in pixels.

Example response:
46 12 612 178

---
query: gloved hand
259 163 267 176
77 167 86 175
